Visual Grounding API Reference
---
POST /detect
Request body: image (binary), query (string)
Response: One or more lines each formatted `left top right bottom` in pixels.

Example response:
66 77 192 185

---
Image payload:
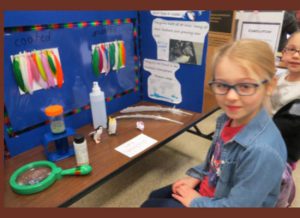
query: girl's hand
172 184 201 207
172 177 200 194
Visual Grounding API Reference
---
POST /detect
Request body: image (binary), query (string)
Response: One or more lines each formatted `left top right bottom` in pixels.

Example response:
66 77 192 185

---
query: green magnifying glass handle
10 161 93 195
60 164 92 176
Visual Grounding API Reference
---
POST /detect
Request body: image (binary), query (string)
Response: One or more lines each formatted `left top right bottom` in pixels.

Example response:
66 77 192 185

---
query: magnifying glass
10 160 92 195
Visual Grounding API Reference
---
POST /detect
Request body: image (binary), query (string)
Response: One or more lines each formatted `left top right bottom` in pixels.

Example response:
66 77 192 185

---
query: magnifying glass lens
16 167 52 185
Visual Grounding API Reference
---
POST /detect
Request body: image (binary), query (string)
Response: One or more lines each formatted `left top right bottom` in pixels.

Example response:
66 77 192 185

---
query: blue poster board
4 10 210 157
4 11 141 156
139 11 210 112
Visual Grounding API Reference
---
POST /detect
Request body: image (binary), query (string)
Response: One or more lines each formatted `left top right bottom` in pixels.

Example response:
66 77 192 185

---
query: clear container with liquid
45 105 66 134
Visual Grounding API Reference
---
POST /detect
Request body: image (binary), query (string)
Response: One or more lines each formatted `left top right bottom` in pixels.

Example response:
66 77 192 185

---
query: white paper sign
236 11 284 52
115 134 158 158
144 58 181 104
240 22 281 51
151 11 188 18
152 18 209 64
151 10 204 20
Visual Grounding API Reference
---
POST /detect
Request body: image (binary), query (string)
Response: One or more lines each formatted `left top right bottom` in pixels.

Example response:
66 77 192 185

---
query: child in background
141 39 287 207
270 31 300 115
270 31 300 169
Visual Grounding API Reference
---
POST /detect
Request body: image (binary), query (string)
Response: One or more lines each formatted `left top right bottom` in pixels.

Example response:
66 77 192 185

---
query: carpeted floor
71 110 300 208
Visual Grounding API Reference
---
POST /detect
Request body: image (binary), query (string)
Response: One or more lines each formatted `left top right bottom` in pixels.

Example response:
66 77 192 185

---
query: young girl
141 39 287 207
270 31 300 169
270 31 300 115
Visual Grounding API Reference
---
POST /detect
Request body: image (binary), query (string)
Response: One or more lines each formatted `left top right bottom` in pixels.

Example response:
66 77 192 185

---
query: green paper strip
109 43 115 68
92 48 99 76
46 51 56 75
12 57 27 93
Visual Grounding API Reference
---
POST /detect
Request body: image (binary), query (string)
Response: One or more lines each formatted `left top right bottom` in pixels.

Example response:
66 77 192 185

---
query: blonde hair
211 39 276 80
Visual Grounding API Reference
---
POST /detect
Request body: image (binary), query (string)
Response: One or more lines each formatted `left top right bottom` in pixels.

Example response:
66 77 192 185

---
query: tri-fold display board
4 11 210 156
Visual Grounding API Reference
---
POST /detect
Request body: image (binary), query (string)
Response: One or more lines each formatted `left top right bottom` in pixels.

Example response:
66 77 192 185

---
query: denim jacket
186 108 287 207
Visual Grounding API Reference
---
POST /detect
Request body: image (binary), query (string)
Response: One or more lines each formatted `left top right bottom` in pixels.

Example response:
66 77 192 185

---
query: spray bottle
89 81 107 129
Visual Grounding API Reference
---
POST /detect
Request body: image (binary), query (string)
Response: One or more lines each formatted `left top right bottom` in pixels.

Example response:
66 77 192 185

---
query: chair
273 99 300 163
273 99 300 207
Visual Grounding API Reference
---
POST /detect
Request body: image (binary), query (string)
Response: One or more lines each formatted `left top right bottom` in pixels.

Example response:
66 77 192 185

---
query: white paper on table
115 134 158 158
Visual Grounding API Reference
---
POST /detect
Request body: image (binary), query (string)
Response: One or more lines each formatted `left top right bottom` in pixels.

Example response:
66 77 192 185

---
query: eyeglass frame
282 47 300 56
208 79 269 96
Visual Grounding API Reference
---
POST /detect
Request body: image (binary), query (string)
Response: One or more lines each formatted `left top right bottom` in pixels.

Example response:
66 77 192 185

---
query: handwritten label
14 32 51 47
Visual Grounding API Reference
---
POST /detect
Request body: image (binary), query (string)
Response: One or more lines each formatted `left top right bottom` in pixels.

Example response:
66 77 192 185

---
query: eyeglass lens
284 47 300 55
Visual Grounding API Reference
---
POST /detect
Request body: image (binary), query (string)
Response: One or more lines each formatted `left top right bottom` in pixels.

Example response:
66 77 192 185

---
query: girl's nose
292 51 300 58
225 88 240 100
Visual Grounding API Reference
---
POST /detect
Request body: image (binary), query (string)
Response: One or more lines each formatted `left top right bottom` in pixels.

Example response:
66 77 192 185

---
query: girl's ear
266 77 278 96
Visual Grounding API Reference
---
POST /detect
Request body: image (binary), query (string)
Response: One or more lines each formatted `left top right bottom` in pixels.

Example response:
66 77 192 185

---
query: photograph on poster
169 39 203 64
152 18 209 65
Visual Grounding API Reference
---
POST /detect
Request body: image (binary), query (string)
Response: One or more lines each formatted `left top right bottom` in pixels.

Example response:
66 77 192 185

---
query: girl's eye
237 84 256 93
216 83 227 88
238 84 252 89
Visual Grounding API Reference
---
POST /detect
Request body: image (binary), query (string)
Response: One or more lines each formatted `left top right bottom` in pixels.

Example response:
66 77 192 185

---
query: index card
115 134 158 158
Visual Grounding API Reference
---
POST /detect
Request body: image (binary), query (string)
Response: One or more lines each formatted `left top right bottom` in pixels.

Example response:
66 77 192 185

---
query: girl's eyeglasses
208 80 269 96
282 47 300 56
